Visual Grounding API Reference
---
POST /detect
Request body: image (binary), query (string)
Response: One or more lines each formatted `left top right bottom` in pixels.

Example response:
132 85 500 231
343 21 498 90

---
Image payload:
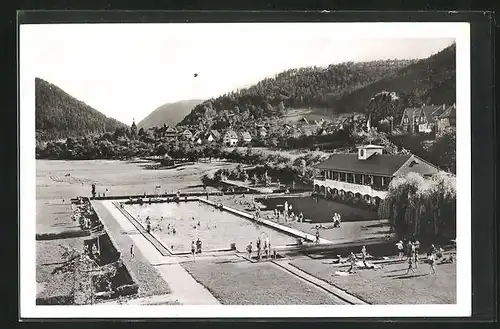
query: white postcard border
20 21 471 318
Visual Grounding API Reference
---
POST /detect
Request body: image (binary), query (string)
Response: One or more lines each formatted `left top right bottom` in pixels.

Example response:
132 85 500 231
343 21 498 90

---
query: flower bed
182 259 344 305
290 257 456 304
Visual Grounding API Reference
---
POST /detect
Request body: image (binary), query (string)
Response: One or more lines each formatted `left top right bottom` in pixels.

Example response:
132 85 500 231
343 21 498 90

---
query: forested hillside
36 78 126 141
333 43 456 113
179 59 416 128
138 99 203 129
179 44 455 130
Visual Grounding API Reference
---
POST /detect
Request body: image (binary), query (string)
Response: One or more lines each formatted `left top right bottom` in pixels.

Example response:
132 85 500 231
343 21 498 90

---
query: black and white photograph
19 19 471 318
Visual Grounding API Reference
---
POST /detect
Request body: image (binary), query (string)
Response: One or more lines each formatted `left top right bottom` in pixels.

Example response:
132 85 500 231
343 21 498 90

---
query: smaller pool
255 196 379 223
123 201 297 253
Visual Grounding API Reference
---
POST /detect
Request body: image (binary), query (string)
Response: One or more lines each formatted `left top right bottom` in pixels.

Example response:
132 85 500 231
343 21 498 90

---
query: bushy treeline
37 119 456 176
206 148 331 187
386 171 456 240
36 78 127 142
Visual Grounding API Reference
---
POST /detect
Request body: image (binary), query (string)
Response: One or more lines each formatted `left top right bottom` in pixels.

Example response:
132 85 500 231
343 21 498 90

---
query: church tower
131 118 137 139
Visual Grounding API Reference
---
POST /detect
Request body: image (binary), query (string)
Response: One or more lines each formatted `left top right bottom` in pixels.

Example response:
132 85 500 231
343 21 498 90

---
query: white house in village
240 131 252 143
223 130 239 146
180 129 193 140
313 144 440 205
192 131 204 145
258 127 267 138
205 130 221 143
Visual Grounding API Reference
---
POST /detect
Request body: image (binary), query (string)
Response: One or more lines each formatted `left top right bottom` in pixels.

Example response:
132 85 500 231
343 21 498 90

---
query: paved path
100 200 220 305
98 294 180 305
272 260 367 305
155 264 220 305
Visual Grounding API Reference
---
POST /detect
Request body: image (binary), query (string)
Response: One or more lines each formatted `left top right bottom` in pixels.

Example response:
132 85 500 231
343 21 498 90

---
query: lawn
36 199 81 235
36 238 86 303
182 259 344 305
290 257 456 304
36 159 235 202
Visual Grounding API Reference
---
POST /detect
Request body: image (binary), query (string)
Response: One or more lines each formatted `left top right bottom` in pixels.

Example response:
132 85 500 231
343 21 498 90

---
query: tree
431 130 456 174
51 244 115 305
385 172 456 239
251 173 258 186
242 170 249 182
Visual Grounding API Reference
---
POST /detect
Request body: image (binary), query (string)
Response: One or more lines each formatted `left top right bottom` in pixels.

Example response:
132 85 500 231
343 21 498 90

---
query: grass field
290 257 456 304
36 159 235 202
182 259 345 305
36 238 84 301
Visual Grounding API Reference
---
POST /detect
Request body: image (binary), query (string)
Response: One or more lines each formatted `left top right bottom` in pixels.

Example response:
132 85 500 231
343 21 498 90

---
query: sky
21 23 455 125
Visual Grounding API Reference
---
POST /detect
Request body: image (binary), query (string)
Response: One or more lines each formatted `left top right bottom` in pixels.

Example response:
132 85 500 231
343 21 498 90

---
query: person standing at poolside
361 245 368 267
396 240 404 259
347 252 356 274
315 228 320 244
191 241 196 260
130 244 134 258
256 237 262 260
246 242 253 259
406 253 415 275
428 252 436 274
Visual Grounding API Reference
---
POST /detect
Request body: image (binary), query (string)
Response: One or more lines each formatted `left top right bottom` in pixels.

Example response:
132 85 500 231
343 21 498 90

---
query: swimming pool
123 201 297 253
255 196 379 223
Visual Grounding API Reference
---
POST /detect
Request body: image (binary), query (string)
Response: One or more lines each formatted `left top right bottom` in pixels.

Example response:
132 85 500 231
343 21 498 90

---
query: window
403 117 408 124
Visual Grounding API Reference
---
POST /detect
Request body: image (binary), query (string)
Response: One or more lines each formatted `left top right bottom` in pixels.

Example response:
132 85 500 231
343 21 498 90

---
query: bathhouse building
313 144 440 205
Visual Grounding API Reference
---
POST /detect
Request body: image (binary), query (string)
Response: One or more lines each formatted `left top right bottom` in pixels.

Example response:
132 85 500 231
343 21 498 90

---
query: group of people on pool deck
268 201 305 223
191 238 203 257
246 236 276 260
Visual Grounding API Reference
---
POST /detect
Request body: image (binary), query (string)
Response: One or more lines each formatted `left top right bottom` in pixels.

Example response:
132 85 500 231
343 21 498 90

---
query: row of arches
313 184 382 206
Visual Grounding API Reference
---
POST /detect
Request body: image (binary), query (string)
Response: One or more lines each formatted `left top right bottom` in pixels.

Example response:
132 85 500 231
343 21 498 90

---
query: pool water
255 196 379 223
123 201 296 253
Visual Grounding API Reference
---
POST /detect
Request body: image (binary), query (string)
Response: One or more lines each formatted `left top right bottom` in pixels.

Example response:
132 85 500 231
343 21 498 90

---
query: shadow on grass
361 222 388 229
214 259 246 265
392 274 429 280
384 268 405 274
186 184 205 189
52 211 72 215
51 223 79 228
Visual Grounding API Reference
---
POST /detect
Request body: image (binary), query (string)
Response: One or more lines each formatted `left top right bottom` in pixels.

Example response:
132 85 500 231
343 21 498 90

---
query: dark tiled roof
209 130 221 139
314 153 412 176
400 107 419 125
420 105 438 124
240 131 252 139
224 130 238 139
394 156 440 177
431 104 448 117
438 104 456 119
